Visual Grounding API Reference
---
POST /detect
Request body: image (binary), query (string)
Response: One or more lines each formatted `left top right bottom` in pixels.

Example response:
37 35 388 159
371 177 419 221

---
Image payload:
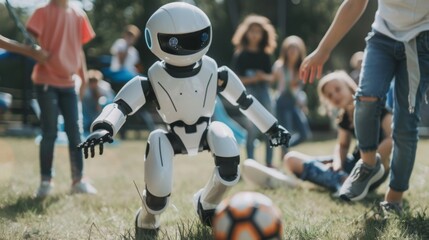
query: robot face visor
158 27 210 56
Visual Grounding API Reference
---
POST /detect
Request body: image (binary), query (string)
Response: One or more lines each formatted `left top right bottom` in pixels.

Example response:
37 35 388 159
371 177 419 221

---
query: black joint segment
141 78 159 109
217 67 228 92
166 132 188 154
237 92 253 110
215 156 240 181
199 129 210 152
265 122 279 135
145 189 170 211
115 99 132 115
92 122 114 135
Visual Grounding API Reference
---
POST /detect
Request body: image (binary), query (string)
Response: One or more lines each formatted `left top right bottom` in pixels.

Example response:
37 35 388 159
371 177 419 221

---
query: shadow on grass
399 208 429 239
349 216 388 240
117 220 213 240
0 195 61 220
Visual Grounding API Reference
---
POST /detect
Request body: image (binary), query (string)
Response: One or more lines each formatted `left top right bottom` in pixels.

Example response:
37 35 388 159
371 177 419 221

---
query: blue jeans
36 85 83 182
276 91 311 147
244 85 273 166
355 30 429 192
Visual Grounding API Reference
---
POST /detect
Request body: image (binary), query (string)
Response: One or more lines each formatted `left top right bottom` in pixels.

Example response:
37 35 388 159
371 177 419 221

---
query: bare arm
0 35 48 63
332 128 352 171
78 50 88 100
300 0 369 83
377 113 393 170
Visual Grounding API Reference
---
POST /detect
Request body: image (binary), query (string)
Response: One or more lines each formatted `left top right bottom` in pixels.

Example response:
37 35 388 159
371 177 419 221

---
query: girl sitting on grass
284 70 392 193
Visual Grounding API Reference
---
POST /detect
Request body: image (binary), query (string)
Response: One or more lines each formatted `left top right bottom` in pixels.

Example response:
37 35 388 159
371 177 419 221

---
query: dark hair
232 15 277 54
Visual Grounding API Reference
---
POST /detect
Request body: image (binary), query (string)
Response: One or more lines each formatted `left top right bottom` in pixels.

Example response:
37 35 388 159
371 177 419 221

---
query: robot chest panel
152 70 217 124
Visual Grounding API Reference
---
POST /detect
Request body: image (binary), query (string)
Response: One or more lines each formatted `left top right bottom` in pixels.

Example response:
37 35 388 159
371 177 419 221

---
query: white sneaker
71 180 97 195
35 181 54 198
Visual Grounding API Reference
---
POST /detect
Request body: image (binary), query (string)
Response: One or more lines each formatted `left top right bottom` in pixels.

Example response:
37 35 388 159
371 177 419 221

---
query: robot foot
135 207 160 240
193 190 216 227
197 198 216 227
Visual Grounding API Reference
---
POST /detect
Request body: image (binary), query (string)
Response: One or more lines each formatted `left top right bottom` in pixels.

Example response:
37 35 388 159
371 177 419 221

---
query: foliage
0 0 378 130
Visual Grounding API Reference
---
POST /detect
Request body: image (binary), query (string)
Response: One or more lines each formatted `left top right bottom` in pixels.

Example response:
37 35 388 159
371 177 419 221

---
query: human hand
31 45 49 64
77 129 113 158
299 48 330 84
266 124 291 147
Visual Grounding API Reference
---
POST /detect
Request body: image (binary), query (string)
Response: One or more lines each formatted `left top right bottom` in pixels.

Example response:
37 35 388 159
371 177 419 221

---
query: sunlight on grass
0 137 428 239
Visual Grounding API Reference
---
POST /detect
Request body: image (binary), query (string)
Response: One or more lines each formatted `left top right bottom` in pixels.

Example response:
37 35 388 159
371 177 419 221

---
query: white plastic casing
145 2 212 67
219 66 277 132
90 76 147 136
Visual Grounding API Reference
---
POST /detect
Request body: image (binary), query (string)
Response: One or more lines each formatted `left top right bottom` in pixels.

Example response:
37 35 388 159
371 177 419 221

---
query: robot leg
194 121 240 226
136 129 174 232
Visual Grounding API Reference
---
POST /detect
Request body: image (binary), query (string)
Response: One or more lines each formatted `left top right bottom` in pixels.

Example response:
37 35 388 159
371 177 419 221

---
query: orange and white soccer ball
212 191 283 240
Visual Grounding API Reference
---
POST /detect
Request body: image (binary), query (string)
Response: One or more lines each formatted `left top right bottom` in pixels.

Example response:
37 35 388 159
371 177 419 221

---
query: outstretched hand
299 49 330 84
267 125 291 148
77 129 113 158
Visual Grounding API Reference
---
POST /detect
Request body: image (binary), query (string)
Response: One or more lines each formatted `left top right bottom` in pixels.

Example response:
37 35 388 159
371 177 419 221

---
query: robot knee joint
215 156 240 181
145 189 169 212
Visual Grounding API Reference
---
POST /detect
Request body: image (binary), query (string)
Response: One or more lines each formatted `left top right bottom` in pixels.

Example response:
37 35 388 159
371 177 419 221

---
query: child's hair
350 51 364 69
277 35 306 72
124 24 141 38
231 15 277 54
88 69 103 84
317 70 357 110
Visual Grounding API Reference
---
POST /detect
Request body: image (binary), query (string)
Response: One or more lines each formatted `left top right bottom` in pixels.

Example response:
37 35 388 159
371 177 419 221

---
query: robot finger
89 141 96 158
99 140 104 155
83 144 89 159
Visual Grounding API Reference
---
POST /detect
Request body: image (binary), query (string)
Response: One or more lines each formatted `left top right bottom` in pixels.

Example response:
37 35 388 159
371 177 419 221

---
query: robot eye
169 37 179 48
201 33 209 42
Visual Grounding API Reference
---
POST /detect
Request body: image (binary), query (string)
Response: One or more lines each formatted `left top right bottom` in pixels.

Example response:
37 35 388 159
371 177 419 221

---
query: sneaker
135 207 159 240
35 181 54 198
339 155 384 201
71 180 97 194
379 201 403 218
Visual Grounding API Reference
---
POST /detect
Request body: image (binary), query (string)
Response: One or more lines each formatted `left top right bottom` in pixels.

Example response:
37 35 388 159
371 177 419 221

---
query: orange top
27 2 95 87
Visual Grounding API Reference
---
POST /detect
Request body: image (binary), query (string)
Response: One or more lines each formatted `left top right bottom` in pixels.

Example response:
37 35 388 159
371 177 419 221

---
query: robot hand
266 124 291 147
77 129 113 158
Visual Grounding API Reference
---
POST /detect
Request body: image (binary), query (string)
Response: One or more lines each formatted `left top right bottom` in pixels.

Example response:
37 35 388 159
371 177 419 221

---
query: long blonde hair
317 70 357 111
231 15 277 54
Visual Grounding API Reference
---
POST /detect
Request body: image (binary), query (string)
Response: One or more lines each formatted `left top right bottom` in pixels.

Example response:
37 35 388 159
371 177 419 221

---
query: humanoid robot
78 2 290 238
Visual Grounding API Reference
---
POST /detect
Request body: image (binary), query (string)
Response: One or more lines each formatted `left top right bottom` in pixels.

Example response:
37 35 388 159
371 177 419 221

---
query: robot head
145 2 212 67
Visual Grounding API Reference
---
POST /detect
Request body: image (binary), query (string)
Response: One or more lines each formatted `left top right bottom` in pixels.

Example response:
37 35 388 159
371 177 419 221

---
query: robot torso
148 55 218 126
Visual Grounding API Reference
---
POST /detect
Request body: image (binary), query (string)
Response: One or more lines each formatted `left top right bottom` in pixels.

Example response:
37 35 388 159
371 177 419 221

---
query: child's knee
283 151 303 173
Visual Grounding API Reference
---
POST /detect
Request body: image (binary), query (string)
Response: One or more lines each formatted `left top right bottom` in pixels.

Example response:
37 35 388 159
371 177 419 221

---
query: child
82 70 114 134
300 0 429 214
231 15 277 167
108 24 142 89
272 35 311 151
284 71 392 193
27 0 96 197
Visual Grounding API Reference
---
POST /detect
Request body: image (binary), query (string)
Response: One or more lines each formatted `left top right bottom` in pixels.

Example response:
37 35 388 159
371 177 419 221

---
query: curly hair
231 15 277 54
277 35 306 72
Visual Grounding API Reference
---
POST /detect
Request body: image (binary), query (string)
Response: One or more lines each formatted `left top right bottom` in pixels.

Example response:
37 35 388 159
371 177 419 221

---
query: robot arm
78 76 154 158
91 76 150 136
217 66 290 147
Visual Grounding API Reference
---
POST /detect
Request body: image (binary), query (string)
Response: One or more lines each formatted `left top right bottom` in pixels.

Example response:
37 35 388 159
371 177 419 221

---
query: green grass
1 136 428 239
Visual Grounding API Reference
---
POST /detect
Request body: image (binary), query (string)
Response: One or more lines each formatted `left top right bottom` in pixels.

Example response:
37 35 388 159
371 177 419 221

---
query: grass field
0 135 428 239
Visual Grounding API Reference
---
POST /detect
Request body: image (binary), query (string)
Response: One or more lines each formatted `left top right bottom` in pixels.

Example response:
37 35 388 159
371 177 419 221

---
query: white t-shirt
110 38 140 73
373 0 429 41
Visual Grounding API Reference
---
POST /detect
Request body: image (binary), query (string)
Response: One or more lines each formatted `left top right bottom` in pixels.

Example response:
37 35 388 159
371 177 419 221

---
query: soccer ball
212 191 283 240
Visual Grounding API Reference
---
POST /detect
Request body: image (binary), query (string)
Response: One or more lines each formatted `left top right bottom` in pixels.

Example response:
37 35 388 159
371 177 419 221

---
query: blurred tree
0 4 28 43
1 0 378 131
